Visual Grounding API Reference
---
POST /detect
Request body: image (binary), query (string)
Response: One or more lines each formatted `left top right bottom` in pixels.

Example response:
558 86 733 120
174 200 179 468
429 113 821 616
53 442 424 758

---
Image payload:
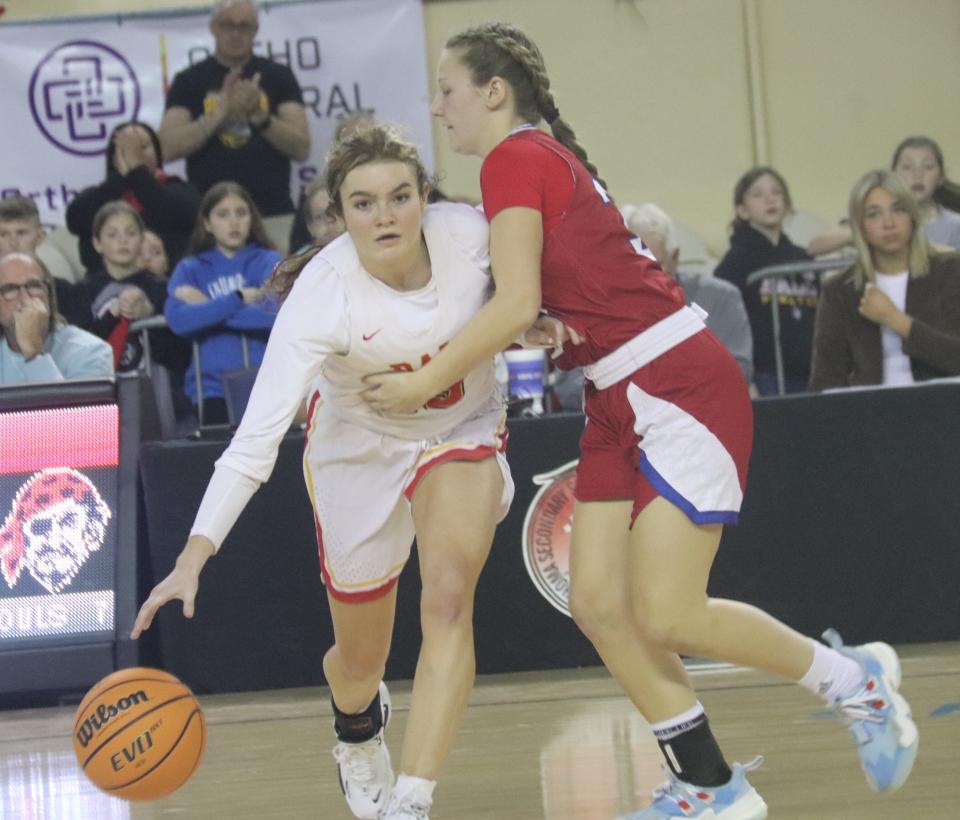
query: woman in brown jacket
809 169 960 391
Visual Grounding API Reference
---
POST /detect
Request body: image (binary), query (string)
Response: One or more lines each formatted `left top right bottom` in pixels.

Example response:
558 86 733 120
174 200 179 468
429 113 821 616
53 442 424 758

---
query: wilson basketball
73 667 206 801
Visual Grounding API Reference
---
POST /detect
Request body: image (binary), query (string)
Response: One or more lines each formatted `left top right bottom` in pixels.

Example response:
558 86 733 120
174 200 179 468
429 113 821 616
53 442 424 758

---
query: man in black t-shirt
158 0 310 222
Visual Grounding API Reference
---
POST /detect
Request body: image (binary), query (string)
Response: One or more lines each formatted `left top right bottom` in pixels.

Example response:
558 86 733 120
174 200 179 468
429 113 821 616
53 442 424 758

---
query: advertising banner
0 403 119 648
0 0 433 224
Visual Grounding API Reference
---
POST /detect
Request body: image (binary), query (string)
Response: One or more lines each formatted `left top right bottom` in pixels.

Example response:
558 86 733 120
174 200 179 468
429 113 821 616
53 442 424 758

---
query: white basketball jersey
317 202 500 438
193 202 502 548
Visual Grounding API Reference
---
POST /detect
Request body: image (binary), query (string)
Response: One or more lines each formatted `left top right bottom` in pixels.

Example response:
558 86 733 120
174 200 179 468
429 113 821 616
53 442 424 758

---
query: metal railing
129 315 253 430
128 315 167 379
745 256 855 395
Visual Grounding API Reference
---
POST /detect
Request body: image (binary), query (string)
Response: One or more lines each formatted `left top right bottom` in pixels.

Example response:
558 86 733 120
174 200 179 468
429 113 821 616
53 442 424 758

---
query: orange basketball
73 667 206 801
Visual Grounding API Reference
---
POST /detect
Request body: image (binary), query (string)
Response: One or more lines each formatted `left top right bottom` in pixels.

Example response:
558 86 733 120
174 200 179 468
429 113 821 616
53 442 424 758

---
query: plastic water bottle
503 349 547 416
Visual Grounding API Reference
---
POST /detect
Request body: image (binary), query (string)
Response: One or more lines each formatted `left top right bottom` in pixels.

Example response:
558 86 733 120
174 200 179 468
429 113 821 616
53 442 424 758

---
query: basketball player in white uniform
132 126 514 820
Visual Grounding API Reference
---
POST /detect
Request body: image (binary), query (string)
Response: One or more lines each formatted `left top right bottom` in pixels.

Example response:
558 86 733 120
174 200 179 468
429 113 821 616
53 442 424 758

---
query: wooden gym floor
2 643 958 819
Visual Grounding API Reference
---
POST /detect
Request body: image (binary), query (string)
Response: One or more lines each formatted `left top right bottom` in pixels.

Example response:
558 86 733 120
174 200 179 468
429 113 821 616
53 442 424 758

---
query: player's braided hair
447 22 607 190
269 124 432 300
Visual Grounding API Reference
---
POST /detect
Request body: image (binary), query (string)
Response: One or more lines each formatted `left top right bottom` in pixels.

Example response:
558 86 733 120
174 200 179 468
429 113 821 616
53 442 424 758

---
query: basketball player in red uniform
363 22 918 819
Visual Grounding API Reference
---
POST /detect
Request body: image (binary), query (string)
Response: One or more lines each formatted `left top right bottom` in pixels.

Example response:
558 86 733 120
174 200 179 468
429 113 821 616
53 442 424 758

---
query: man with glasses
0 254 113 385
158 0 310 250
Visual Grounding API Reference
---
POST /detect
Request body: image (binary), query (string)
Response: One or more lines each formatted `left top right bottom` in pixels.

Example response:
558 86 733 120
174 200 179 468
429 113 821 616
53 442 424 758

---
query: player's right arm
131 535 213 638
132 257 349 637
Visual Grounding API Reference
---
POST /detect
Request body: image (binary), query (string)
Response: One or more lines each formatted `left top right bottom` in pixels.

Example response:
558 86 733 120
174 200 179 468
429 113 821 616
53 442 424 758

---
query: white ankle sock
394 774 436 804
798 637 864 702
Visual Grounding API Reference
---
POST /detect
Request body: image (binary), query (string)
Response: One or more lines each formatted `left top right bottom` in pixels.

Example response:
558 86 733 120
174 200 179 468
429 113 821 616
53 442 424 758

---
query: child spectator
66 121 200 272
0 196 47 257
0 194 79 282
74 202 187 377
139 229 171 278
287 175 345 255
714 167 817 395
892 137 960 249
165 182 281 424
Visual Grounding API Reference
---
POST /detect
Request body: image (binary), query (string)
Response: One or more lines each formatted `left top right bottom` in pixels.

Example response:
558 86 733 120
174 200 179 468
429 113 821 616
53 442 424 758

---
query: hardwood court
2 643 958 819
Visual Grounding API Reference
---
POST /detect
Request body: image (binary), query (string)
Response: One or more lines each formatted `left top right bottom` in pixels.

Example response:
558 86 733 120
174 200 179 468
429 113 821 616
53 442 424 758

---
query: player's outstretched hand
131 535 215 639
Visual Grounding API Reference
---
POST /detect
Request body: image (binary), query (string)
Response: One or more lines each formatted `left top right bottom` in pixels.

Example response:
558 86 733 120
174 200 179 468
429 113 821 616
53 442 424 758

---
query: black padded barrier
139 382 960 694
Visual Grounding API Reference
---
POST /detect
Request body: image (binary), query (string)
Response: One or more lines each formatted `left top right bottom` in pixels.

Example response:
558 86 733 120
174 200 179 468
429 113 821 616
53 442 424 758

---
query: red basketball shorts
577 329 753 525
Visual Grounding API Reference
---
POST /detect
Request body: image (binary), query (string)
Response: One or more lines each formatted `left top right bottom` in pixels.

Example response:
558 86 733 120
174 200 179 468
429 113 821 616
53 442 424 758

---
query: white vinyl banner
0 0 433 225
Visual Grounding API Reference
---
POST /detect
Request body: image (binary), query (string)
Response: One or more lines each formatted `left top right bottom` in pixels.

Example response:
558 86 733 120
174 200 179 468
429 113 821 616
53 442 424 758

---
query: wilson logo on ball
75 690 149 748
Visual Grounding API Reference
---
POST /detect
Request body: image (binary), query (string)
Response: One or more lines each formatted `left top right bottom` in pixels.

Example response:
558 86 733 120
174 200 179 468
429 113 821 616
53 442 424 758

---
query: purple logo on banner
29 40 141 157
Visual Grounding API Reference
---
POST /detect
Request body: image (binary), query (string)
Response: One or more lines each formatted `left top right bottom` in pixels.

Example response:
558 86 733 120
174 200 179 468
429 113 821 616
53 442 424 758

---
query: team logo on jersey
0 468 112 594
521 460 578 616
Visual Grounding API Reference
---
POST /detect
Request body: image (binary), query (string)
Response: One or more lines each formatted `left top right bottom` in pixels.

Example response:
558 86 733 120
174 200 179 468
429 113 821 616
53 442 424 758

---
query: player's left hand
521 315 583 353
362 369 432 415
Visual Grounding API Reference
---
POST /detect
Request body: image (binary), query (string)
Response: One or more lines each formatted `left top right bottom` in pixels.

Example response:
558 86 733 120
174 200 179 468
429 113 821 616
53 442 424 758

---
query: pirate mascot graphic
0 468 111 594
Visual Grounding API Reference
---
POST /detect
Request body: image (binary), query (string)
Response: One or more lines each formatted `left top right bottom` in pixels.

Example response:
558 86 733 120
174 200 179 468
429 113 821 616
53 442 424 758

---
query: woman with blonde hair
810 169 960 390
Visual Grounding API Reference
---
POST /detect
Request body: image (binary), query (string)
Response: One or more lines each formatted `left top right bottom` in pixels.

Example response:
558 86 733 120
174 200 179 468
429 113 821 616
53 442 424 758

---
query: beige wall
5 0 959 253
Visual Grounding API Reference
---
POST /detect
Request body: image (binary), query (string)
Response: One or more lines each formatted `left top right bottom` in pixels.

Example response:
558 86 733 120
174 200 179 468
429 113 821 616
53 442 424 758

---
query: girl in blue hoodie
166 182 281 424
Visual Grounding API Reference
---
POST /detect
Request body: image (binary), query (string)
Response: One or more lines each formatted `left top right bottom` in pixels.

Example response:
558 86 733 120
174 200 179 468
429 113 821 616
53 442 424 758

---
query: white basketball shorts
302 392 513 602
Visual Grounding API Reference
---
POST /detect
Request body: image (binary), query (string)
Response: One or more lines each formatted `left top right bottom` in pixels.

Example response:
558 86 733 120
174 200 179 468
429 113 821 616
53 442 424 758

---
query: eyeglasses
214 20 257 34
0 280 47 301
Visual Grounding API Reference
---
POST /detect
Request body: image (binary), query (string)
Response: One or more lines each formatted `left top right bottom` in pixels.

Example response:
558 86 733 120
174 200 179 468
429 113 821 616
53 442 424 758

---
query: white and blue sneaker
617 757 767 819
332 682 394 819
824 629 919 792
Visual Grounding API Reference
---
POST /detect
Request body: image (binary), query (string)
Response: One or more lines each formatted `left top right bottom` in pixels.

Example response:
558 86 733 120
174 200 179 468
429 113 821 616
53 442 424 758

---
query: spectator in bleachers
333 110 377 143
1 195 85 320
66 121 199 273
0 196 48 257
158 0 310 253
0 253 113 384
551 203 756 410
809 170 960 391
287 113 371 254
808 136 960 256
626 203 754 383
893 137 960 249
139 229 171 278
287 175 345 255
70 202 188 376
714 167 817 395
165 181 280 425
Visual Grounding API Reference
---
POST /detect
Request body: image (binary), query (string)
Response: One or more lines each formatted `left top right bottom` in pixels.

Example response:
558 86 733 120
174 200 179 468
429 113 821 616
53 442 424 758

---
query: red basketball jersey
481 128 686 370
